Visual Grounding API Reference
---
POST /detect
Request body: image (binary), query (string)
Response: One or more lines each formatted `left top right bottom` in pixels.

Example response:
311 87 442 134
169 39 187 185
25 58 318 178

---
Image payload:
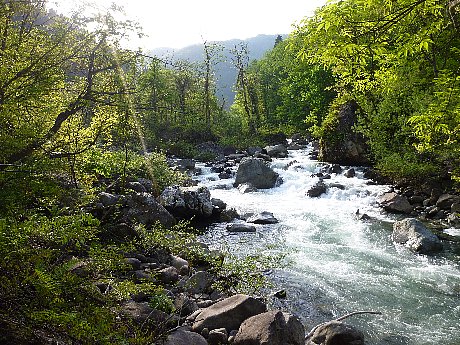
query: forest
1 0 459 344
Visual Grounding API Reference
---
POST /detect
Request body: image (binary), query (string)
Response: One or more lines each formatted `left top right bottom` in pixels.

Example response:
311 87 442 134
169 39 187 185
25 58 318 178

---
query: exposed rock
159 266 179 284
265 144 288 158
233 310 305 345
137 178 154 193
192 294 267 333
220 208 240 222
273 290 287 299
247 147 263 156
307 182 327 198
451 202 460 213
436 194 460 210
447 213 460 227
288 143 303 150
126 181 147 193
208 328 229 345
170 255 189 271
211 198 227 212
121 301 167 325
291 133 308 145
328 183 346 190
392 218 443 254
238 183 258 194
344 168 355 178
174 294 199 316
99 192 119 206
246 211 279 224
226 223 257 233
319 100 369 166
124 257 142 270
379 192 413 214
306 320 364 345
234 158 280 189
328 164 342 174
163 329 208 345
159 185 213 219
124 192 176 228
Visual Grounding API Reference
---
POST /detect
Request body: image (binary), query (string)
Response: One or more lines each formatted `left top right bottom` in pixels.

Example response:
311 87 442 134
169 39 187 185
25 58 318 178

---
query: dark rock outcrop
246 211 279 224
226 223 257 233
319 100 369 166
379 192 413 214
307 182 327 198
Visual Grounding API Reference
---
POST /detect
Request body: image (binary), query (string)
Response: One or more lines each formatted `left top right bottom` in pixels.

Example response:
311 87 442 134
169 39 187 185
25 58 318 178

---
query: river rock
192 294 267 333
307 181 327 198
159 185 213 218
344 168 356 178
170 255 189 270
306 320 364 345
99 192 120 206
220 208 240 222
264 144 288 158
246 211 279 224
124 192 176 228
233 310 305 345
121 301 167 325
184 271 214 294
208 328 229 345
392 218 443 254
234 158 280 189
163 329 208 345
379 192 413 214
436 194 460 210
226 223 257 233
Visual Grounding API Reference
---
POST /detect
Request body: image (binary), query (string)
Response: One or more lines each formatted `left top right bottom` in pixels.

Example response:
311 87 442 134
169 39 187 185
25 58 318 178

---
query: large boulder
379 192 413 214
392 218 443 254
306 321 364 345
436 194 460 210
233 310 305 345
192 294 267 333
319 100 369 166
159 185 213 219
124 192 176 228
234 158 280 189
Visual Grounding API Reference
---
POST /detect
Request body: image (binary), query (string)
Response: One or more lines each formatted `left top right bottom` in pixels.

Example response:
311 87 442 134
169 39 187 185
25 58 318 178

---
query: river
195 145 460 345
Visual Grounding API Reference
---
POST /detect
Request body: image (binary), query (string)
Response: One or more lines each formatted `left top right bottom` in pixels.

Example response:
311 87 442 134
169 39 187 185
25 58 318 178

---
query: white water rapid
195 146 460 345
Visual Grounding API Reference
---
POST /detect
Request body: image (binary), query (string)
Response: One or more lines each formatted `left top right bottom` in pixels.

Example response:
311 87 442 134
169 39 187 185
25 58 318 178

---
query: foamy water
197 146 460 345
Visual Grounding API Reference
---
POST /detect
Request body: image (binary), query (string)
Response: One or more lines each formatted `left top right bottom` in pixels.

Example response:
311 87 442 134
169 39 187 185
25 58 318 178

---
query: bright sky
49 0 326 49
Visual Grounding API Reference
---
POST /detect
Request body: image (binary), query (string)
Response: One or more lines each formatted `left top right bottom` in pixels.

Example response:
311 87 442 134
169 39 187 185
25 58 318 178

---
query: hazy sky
49 0 327 49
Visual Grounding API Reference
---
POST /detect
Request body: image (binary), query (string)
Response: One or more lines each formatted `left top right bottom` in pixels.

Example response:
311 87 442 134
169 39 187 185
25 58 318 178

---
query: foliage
291 0 460 182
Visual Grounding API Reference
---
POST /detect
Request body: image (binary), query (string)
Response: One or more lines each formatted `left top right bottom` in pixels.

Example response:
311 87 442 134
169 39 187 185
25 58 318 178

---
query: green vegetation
2 0 460 342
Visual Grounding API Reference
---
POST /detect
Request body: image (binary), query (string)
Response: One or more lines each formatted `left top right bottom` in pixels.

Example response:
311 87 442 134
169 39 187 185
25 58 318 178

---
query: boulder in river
307 181 327 198
192 294 267 333
306 320 364 345
246 211 279 224
159 185 213 219
233 310 305 345
234 158 280 189
124 192 176 228
226 223 257 233
379 192 413 214
392 218 443 254
264 144 288 158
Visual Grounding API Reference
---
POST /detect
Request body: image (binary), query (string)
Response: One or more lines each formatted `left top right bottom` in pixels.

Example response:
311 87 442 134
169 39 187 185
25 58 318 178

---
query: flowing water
195 145 460 345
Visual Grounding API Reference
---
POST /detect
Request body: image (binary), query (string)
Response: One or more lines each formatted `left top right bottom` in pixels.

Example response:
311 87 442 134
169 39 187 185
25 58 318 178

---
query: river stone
184 271 214 294
392 218 443 254
436 194 460 210
99 192 119 206
306 320 364 345
233 310 305 345
208 328 229 345
163 329 208 345
159 185 213 218
264 144 288 158
121 301 167 325
307 181 327 198
344 168 355 178
170 255 189 270
124 192 176 228
379 192 413 214
226 223 257 233
234 158 280 189
192 294 267 333
246 211 279 224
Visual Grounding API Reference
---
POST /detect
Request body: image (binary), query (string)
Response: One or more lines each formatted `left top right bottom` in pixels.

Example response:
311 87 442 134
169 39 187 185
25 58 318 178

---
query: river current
195 146 460 345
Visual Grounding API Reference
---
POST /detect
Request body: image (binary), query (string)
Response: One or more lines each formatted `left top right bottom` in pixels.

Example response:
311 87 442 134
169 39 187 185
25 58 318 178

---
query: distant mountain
148 34 286 107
